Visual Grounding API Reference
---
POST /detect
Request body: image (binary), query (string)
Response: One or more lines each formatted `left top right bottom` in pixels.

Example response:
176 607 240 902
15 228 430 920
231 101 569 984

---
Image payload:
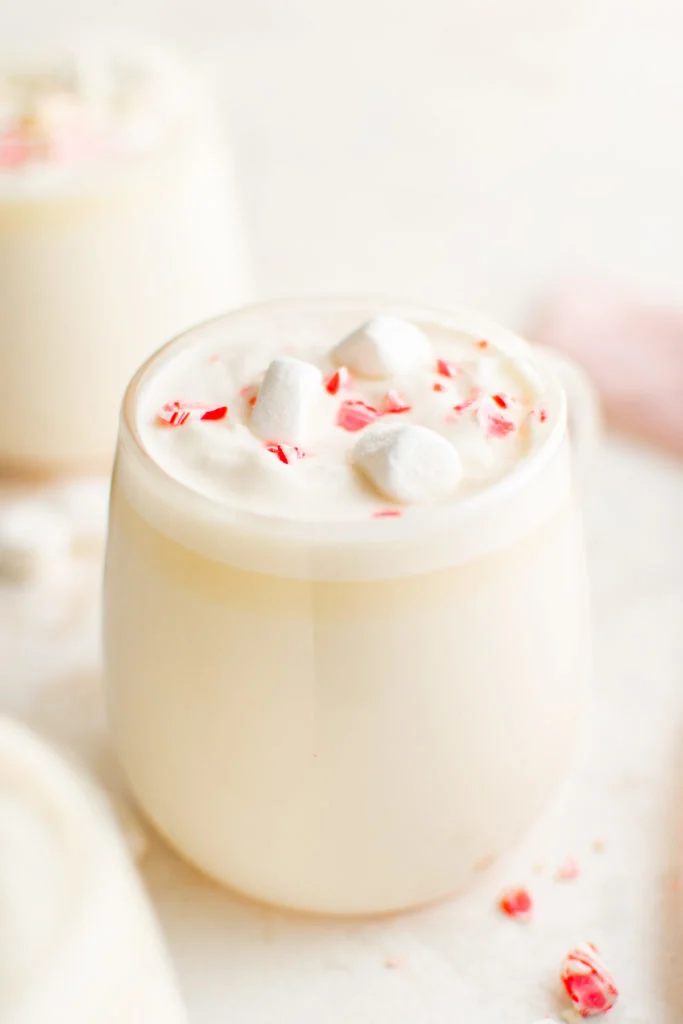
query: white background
4 0 683 323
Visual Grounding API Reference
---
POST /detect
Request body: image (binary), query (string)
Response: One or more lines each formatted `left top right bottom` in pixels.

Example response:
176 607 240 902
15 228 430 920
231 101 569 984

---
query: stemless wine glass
0 714 186 1023
0 40 247 475
104 296 595 916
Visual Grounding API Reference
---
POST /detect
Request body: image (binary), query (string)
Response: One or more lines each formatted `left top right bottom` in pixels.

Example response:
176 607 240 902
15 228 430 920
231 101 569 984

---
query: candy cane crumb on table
560 944 618 1018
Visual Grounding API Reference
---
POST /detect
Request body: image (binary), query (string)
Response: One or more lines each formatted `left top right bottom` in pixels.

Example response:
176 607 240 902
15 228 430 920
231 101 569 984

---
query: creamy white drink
0 714 187 1023
104 297 590 916
0 42 246 473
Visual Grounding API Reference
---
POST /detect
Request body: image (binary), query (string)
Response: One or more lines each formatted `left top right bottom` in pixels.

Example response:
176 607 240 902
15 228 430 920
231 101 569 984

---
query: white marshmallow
250 357 323 446
332 316 433 379
0 500 71 582
352 423 462 504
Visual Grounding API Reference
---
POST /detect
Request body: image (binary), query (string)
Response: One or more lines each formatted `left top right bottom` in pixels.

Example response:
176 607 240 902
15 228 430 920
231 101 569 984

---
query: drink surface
138 306 555 522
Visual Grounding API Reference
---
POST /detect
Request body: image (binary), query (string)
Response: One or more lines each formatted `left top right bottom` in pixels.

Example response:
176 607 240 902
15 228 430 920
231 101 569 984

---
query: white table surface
2 2 683 1020
1 435 682 1024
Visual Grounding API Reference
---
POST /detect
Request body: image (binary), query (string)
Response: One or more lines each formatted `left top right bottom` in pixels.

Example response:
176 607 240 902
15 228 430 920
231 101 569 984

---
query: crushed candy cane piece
477 339 489 349
372 509 402 518
453 387 482 414
337 400 381 432
433 382 447 392
556 857 581 881
200 406 228 421
492 393 509 409
158 401 227 426
498 887 533 921
560 944 618 1018
436 358 460 378
384 390 412 414
265 443 306 465
324 367 351 395
487 414 516 438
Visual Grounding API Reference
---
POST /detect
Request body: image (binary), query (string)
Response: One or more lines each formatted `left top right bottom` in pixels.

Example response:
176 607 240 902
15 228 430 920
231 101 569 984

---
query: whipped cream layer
0 42 198 185
137 308 555 524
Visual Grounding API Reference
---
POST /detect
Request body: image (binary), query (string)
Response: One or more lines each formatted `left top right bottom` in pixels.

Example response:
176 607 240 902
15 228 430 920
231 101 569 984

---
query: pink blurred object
532 283 683 456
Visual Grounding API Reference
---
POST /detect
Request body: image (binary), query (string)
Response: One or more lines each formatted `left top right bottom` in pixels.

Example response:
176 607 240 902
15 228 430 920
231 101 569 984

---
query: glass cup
104 297 595 916
0 42 247 475
0 713 187 1023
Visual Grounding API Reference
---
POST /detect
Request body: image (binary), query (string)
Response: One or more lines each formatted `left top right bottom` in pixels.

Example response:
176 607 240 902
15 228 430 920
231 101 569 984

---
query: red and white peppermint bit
560 944 618 1017
492 393 509 409
556 857 581 881
498 887 534 921
265 443 306 465
324 367 351 395
487 414 516 438
453 387 482 414
158 401 227 426
477 339 489 349
200 406 228 421
372 509 402 518
530 407 549 423
384 390 412 414
433 382 447 393
239 385 259 408
436 358 460 378
337 400 381 432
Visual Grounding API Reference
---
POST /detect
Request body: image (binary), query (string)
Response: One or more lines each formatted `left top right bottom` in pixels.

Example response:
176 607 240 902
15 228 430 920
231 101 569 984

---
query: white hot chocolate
105 297 590 915
0 714 186 1023
0 41 247 473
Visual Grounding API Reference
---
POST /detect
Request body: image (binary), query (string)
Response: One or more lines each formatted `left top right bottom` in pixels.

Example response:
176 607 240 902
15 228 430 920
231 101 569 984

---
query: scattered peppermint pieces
560 944 618 1018
372 509 402 518
324 367 351 395
265 443 306 465
337 400 381 432
486 414 516 438
433 382 447 392
436 358 460 378
498 887 534 922
384 390 412 414
158 401 228 426
453 387 482 414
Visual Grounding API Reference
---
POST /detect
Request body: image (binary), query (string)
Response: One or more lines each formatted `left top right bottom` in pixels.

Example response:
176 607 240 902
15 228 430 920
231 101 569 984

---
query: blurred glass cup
0 713 186 1023
0 40 247 476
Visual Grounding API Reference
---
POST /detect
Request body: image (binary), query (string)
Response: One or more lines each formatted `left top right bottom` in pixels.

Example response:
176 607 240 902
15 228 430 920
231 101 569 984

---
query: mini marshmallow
250 357 322 446
352 423 462 504
332 316 433 379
